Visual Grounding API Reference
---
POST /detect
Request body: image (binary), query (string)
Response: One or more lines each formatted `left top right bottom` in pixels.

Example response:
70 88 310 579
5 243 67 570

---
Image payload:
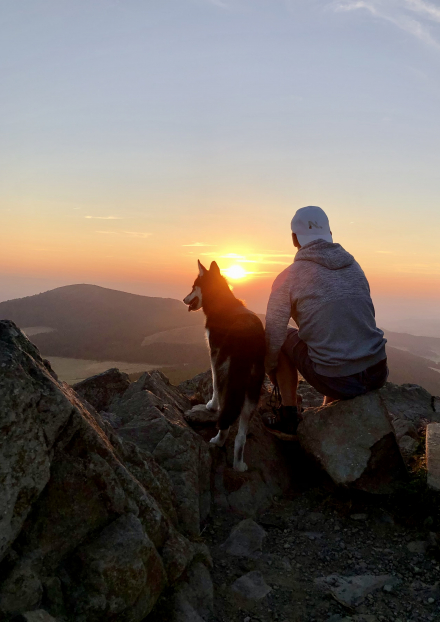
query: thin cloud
123 231 152 238
182 242 216 247
97 230 151 238
85 215 123 220
332 0 440 49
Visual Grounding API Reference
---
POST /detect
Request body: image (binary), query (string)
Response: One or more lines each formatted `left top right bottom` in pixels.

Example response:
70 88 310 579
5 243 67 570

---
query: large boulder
297 391 408 493
0 322 209 621
72 367 130 412
108 370 211 536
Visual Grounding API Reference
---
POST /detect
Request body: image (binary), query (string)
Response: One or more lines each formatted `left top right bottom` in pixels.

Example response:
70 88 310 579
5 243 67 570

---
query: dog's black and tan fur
183 260 265 471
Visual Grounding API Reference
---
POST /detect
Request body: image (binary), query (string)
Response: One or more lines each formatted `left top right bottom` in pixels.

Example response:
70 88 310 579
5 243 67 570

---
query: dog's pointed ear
210 261 221 275
197 260 207 276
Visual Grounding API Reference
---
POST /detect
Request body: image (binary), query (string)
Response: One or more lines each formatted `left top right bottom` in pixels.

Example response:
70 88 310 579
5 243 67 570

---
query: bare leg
276 350 298 407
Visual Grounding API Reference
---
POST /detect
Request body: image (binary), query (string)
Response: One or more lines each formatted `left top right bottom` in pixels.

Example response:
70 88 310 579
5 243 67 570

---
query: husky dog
183 260 265 472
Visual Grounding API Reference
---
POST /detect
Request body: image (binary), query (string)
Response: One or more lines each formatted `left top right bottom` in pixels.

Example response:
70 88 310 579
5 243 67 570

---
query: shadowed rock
72 367 130 412
0 321 209 622
426 423 440 491
222 519 267 558
297 391 408 493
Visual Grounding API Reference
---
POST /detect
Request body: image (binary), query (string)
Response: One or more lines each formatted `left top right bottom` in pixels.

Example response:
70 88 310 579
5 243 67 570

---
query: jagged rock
222 519 267 558
178 370 213 405
66 513 166 620
230 571 271 608
297 391 408 493
426 423 440 491
380 382 440 430
0 321 206 622
72 368 130 412
173 562 214 619
111 371 211 536
184 404 219 425
0 322 73 563
315 574 401 608
398 435 419 458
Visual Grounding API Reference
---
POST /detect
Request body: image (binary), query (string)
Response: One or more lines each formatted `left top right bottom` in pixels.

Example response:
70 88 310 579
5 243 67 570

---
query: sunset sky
1 0 439 330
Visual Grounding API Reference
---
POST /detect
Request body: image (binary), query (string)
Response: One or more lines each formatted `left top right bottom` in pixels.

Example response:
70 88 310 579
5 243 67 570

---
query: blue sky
0 0 439 329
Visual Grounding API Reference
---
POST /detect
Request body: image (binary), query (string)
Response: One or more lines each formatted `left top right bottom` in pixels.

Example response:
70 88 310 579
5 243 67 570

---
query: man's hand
268 369 278 387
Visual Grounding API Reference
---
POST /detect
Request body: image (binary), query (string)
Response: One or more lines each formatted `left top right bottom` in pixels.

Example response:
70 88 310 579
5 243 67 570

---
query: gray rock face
315 574 401 608
297 391 408 493
172 561 214 620
230 571 271 608
0 322 72 563
72 367 130 412
110 371 211 537
184 404 219 425
0 321 210 622
222 519 267 558
178 371 213 405
66 514 166 620
426 423 440 491
379 382 438 425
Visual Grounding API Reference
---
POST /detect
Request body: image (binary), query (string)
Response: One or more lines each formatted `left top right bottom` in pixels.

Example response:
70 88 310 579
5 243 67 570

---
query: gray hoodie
265 239 386 377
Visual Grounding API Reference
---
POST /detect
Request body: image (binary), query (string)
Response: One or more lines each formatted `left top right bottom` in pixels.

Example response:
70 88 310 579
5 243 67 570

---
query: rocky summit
1 320 440 622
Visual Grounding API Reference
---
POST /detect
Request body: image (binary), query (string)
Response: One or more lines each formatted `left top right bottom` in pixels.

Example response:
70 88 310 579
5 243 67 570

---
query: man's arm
265 268 292 375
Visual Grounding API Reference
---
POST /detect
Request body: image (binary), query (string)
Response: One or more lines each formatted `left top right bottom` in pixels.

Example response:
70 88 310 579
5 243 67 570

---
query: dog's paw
206 399 218 412
209 432 225 447
233 461 248 472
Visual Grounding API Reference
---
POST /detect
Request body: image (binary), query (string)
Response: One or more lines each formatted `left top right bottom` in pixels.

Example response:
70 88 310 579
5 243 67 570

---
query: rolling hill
0 284 209 366
0 284 439 394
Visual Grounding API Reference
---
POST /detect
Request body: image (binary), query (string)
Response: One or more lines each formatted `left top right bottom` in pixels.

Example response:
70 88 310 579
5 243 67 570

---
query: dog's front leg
206 356 219 412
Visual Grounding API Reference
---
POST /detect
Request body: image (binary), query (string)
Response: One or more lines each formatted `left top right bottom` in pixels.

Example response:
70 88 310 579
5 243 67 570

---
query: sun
223 265 247 280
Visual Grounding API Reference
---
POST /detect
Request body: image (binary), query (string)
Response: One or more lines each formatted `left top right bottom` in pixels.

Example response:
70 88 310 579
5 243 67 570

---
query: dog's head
183 260 222 312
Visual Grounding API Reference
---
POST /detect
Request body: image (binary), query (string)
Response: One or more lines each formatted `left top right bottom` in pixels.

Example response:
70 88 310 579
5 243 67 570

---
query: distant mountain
386 347 440 396
0 284 208 366
1 284 439 394
383 329 440 364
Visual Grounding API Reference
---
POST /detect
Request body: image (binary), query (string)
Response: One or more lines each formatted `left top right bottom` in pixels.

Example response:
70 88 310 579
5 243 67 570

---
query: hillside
383 329 440 363
0 284 208 366
386 346 440 396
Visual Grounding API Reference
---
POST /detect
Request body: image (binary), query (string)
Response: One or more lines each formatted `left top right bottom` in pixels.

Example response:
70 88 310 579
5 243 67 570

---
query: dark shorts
282 328 389 400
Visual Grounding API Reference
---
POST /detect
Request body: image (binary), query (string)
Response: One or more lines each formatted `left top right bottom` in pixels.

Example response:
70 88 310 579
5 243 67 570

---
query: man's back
265 239 386 377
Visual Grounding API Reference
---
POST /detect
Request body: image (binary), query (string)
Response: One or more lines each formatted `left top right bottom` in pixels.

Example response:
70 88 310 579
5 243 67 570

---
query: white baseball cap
291 206 333 247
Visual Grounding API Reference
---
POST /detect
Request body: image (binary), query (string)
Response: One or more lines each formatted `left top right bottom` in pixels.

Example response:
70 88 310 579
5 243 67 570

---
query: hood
294 239 354 270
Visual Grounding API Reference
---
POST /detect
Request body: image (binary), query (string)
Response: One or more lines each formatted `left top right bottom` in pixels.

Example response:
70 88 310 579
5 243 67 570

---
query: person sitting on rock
264 205 388 434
